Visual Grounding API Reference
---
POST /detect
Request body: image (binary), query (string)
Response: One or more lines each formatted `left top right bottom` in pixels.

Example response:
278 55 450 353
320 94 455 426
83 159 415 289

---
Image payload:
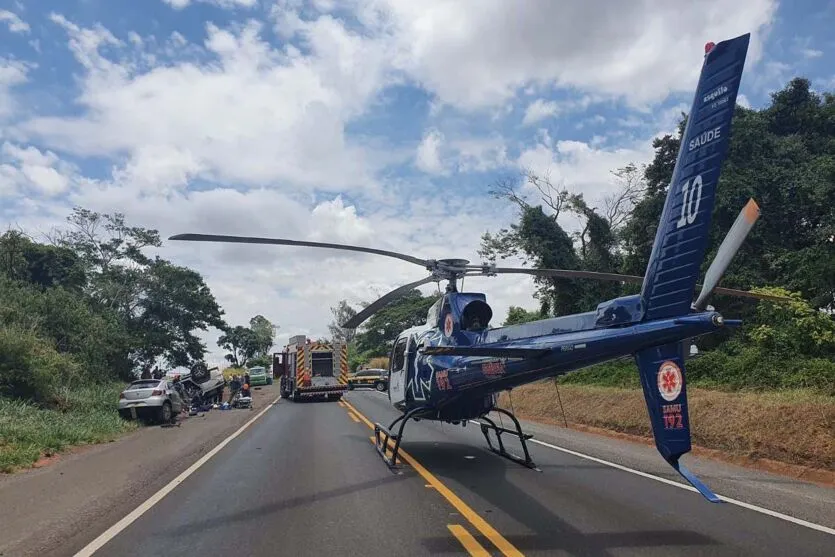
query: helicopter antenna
552 377 568 428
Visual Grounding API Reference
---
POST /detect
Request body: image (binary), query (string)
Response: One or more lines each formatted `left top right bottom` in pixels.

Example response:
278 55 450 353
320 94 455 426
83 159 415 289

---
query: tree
249 314 277 357
328 300 358 343
620 78 835 310
503 306 544 326
48 207 227 370
0 230 86 291
133 258 226 368
353 289 440 357
218 326 258 368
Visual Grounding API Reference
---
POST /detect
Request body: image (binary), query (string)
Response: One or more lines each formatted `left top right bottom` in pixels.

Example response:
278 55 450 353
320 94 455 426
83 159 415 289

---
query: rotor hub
437 258 470 267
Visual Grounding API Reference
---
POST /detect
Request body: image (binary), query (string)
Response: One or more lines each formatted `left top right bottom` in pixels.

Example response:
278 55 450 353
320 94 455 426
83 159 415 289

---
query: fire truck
272 335 349 402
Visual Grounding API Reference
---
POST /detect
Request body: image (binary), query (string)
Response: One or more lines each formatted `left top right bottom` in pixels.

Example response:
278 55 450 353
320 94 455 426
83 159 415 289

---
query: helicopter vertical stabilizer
640 34 750 322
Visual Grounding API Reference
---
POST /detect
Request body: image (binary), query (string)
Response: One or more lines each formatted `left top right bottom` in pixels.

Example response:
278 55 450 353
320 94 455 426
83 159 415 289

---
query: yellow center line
347 411 361 423
342 399 523 557
448 524 492 557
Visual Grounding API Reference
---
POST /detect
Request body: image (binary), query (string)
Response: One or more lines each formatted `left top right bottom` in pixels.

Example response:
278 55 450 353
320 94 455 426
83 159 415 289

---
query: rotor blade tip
743 198 760 223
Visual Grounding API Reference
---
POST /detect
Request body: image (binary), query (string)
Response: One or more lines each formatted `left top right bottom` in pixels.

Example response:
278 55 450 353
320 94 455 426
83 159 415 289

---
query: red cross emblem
657 361 682 402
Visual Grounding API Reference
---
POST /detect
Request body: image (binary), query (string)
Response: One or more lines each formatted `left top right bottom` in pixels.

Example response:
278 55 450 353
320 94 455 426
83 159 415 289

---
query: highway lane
80 390 834 556
346 391 835 556
88 397 472 556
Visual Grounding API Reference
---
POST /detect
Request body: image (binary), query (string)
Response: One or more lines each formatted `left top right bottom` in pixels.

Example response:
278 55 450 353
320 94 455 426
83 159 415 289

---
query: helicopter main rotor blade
168 233 430 268
341 275 438 329
485 267 645 284
473 266 792 304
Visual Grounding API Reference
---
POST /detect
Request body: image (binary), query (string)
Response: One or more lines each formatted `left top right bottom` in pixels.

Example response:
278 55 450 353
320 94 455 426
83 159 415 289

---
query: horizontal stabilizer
420 346 550 359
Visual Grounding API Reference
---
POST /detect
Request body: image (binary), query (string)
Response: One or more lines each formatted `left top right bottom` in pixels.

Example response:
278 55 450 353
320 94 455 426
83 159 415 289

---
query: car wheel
375 381 386 392
159 401 172 424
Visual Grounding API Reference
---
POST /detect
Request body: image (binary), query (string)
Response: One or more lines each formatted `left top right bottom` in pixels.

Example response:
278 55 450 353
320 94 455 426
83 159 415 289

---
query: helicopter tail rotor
693 199 760 311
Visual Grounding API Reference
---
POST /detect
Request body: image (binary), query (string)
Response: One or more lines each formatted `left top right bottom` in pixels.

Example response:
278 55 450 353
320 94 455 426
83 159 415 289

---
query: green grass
557 351 835 396
0 382 138 473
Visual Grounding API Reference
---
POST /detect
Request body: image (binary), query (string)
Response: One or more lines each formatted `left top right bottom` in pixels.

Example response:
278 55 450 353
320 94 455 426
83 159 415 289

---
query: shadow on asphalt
404 440 721 556
159 474 405 537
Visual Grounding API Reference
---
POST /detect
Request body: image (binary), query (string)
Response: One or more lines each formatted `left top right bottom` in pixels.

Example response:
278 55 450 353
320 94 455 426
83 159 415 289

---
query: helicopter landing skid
373 406 431 468
478 408 540 471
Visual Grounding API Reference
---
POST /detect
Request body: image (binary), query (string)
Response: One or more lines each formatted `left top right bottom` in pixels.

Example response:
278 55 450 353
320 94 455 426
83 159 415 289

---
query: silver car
118 378 184 423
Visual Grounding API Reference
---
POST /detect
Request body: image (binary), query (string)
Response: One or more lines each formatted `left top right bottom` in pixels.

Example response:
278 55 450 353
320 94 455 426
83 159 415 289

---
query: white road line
467 420 835 537
74 396 282 556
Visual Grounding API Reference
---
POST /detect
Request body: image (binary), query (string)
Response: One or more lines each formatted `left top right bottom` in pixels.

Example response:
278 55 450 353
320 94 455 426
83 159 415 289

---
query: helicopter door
388 336 408 405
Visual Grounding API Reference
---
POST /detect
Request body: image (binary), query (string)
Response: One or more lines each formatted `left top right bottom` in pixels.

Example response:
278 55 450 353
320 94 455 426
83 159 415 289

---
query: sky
2 0 834 367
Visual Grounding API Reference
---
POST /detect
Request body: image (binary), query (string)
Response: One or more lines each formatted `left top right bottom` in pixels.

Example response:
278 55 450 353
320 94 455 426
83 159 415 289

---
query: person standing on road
228 375 241 404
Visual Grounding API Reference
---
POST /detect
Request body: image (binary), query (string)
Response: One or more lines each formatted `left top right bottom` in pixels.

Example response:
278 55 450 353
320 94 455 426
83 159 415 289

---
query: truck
272 335 349 402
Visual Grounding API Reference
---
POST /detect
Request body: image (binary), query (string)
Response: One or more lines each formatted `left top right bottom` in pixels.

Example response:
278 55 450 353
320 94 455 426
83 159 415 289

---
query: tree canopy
0 208 228 402
218 314 278 368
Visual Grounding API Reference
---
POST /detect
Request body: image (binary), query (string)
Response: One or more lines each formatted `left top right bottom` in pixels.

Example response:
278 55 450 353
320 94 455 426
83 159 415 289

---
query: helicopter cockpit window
461 300 493 331
391 337 407 371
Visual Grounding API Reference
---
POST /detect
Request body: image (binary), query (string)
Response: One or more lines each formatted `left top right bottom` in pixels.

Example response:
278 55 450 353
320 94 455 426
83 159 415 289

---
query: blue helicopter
170 33 790 502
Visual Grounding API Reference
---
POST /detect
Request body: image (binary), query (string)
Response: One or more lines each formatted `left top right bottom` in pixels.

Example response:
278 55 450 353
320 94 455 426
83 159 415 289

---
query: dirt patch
498 384 835 473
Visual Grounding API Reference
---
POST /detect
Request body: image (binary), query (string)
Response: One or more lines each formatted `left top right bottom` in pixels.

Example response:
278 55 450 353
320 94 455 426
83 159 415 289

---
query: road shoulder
0 384 279 557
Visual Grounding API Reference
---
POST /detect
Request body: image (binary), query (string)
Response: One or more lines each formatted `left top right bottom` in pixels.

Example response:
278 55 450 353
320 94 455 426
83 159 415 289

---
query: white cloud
18 14 395 194
0 58 29 121
162 0 258 9
362 0 777 110
737 93 752 108
522 96 596 126
415 128 446 174
0 10 29 33
517 131 655 216
415 130 510 175
522 99 559 126
0 142 77 196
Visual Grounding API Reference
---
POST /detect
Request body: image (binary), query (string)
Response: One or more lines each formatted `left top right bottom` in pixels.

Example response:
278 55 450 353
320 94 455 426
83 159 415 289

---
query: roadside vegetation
335 77 835 470
0 209 229 472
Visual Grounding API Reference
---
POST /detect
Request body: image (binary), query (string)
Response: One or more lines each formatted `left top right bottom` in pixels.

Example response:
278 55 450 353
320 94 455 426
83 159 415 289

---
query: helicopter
170 32 789 503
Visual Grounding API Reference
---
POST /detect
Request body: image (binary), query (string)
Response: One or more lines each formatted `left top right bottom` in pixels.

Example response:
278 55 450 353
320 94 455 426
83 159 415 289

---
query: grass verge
0 383 138 473
498 383 835 471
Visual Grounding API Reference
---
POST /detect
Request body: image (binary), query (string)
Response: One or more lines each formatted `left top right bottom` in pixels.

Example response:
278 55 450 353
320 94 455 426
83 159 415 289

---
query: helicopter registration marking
481 360 505 377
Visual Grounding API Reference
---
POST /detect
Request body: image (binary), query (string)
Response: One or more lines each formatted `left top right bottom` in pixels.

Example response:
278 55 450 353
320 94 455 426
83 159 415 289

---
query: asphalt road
82 391 834 556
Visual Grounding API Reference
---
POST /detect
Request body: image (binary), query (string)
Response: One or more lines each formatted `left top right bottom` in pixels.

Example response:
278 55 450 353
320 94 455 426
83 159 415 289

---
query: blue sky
1 0 833 361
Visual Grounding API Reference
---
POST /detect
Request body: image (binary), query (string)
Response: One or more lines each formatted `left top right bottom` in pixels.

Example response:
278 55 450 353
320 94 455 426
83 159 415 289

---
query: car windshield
126 380 160 390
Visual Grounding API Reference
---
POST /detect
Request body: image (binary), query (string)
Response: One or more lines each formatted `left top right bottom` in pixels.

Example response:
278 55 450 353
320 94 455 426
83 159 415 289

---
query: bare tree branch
603 163 647 231
487 175 529 209
524 169 572 221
